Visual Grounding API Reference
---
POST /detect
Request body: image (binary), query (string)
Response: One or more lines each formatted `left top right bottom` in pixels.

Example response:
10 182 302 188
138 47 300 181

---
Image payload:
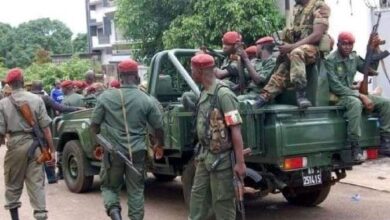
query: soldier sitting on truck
326 32 390 160
254 0 332 109
238 37 277 101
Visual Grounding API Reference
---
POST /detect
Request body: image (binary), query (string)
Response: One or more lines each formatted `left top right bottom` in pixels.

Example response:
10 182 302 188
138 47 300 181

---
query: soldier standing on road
189 54 246 220
91 59 165 220
0 68 55 220
61 80 85 108
254 0 331 108
326 32 390 160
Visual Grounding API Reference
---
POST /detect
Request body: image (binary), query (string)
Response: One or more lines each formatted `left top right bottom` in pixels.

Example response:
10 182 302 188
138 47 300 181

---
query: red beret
256 36 274 45
6 68 23 83
118 59 138 73
338 32 355 44
245 46 257 55
73 80 86 89
110 79 120 88
222 31 242 45
191 54 215 69
61 80 73 88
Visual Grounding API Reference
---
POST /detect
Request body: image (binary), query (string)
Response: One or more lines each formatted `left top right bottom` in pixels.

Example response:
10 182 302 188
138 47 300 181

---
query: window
380 0 390 8
89 5 96 11
90 26 97 36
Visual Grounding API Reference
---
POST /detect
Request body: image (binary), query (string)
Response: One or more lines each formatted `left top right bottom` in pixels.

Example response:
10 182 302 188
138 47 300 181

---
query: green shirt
246 57 276 93
63 92 85 108
196 80 240 148
91 85 163 152
221 57 240 87
325 50 377 98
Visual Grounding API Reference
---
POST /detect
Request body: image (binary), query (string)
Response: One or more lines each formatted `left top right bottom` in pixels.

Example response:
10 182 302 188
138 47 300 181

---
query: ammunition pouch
208 108 232 154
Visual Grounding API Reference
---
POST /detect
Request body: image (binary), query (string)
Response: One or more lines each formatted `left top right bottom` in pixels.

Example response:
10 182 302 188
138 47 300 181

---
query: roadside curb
339 181 390 193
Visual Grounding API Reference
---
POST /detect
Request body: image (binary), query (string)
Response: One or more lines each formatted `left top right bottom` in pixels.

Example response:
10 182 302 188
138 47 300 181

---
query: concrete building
278 0 390 98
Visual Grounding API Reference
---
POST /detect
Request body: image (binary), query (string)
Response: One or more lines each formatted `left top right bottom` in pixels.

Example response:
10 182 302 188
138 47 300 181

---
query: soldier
245 46 257 61
0 68 55 220
61 80 85 107
84 70 96 95
254 0 331 108
189 54 246 220
326 32 390 160
238 37 277 101
91 59 165 220
73 80 87 94
110 79 120 89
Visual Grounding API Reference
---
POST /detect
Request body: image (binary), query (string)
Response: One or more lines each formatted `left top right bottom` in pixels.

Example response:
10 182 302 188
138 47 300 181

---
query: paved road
0 148 389 220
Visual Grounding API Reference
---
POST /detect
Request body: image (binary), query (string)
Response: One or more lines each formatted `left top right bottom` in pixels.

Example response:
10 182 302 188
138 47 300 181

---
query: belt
8 131 32 137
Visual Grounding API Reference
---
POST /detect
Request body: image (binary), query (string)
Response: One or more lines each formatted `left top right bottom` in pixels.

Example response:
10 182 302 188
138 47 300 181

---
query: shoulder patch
224 110 242 126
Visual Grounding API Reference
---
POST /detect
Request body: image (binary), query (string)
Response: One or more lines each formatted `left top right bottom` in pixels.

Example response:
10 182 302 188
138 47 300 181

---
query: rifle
231 148 252 220
200 46 225 59
95 134 142 177
10 98 52 163
359 12 390 94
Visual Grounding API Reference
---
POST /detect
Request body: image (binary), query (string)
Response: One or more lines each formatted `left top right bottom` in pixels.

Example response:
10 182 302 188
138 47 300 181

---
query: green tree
72 33 88 53
163 0 284 49
115 0 191 58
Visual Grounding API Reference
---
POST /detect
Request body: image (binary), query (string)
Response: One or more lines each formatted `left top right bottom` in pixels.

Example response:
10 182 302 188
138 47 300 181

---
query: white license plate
302 168 322 186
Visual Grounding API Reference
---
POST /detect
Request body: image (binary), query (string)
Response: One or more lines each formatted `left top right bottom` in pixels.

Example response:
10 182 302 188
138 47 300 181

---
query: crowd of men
0 0 390 220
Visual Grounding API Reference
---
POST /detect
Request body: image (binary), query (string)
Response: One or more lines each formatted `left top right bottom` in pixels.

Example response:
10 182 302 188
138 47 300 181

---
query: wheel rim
68 155 79 179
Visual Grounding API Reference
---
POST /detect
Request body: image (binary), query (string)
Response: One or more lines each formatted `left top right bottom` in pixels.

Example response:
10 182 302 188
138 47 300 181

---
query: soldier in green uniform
189 54 246 220
326 32 390 160
238 37 277 101
0 68 55 220
91 59 165 220
255 0 331 108
62 80 85 107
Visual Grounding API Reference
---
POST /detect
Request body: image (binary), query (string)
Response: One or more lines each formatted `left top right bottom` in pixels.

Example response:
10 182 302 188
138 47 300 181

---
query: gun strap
380 59 390 85
118 89 133 159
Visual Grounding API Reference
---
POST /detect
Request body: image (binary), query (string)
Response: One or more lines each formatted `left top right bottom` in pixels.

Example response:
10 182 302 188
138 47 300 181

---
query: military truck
52 49 381 207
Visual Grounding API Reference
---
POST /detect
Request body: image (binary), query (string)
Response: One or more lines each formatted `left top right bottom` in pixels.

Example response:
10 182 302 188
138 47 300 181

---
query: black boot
379 135 390 157
109 207 122 220
351 141 364 164
253 95 268 108
10 208 19 220
296 89 312 109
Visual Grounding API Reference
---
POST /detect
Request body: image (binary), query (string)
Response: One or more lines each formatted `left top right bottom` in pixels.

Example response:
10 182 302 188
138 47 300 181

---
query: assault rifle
10 98 52 163
95 134 142 177
359 12 390 95
231 148 252 220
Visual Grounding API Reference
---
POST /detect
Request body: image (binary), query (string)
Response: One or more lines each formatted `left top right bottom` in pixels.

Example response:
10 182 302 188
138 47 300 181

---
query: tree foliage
72 33 88 53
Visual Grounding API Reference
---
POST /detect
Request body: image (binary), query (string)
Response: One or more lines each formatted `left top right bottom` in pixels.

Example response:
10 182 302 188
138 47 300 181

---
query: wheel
282 184 331 207
62 140 94 193
152 173 177 182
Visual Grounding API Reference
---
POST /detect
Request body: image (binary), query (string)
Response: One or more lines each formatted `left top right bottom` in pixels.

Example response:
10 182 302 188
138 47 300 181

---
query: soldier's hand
370 33 383 48
279 43 295 55
359 94 374 112
234 162 246 180
46 152 56 166
238 49 249 60
153 144 164 160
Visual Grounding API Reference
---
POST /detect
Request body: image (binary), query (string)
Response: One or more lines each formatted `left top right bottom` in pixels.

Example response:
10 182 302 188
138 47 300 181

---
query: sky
0 0 87 35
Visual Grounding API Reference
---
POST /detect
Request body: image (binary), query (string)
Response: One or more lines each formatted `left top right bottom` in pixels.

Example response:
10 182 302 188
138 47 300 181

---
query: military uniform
0 88 52 220
63 92 85 107
189 79 243 220
220 57 240 91
326 50 390 143
262 0 331 100
238 57 276 101
91 84 163 220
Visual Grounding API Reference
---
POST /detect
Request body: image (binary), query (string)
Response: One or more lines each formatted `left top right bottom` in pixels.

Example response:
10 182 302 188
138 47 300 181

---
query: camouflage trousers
100 150 146 220
337 95 390 142
4 135 47 220
262 44 318 100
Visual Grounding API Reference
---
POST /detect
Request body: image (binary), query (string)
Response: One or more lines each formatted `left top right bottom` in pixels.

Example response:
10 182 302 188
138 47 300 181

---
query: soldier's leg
210 168 235 220
237 91 258 101
369 95 390 155
289 44 318 108
100 152 125 217
125 150 147 220
189 161 212 220
25 153 47 220
337 96 364 161
254 62 289 108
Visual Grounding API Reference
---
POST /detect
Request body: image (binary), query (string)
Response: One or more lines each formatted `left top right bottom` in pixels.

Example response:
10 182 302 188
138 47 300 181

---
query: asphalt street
0 147 389 220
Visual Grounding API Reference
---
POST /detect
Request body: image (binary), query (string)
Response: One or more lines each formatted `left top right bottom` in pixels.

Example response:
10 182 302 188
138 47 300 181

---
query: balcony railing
98 35 110 44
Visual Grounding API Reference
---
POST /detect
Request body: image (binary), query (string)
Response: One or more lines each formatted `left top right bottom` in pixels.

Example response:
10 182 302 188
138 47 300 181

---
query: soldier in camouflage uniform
0 68 55 220
255 0 331 108
245 46 258 61
189 54 246 220
326 32 390 160
238 37 277 101
61 80 85 108
91 59 165 220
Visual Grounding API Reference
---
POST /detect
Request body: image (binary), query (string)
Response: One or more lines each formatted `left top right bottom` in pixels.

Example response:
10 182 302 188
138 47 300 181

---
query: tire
62 140 94 193
282 184 331 207
152 173 177 182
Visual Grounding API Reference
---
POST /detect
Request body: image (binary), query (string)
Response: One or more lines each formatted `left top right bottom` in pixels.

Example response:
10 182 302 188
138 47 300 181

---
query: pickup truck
52 49 380 207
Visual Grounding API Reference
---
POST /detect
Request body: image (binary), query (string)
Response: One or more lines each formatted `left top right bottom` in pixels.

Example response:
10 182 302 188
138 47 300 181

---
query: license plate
302 168 322 186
